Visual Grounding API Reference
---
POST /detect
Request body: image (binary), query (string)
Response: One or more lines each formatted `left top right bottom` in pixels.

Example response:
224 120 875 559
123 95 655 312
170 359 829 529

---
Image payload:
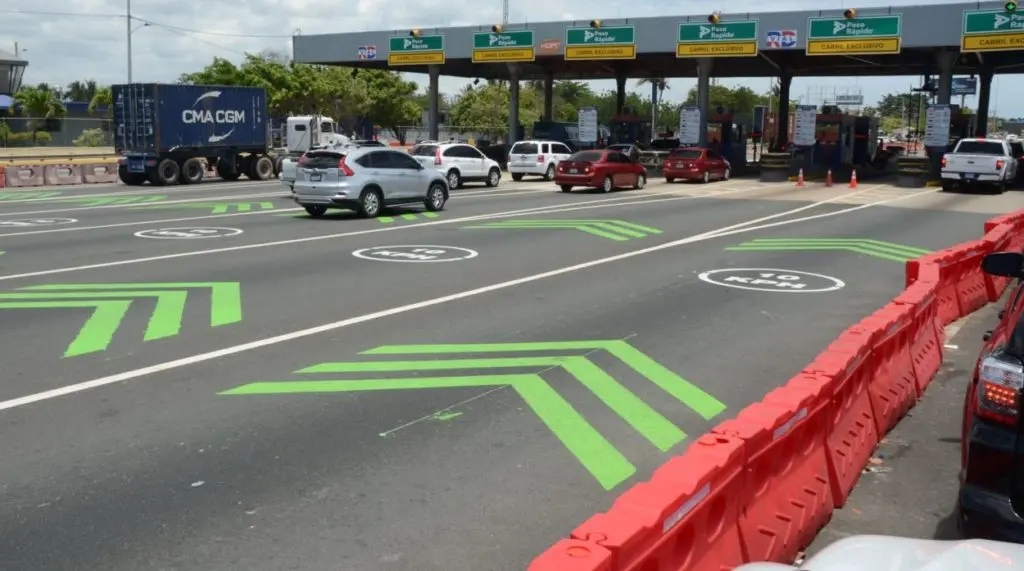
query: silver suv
293 148 449 218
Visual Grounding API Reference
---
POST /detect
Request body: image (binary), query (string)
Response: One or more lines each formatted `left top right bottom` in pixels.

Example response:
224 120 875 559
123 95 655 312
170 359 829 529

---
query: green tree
65 80 99 102
13 86 67 144
874 92 929 120
88 86 113 117
683 84 765 115
353 70 422 144
448 83 542 134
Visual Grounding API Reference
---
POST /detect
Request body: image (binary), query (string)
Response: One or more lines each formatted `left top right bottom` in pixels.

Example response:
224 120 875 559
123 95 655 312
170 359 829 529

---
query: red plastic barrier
804 332 878 509
571 433 745 571
950 239 993 319
984 211 1024 254
527 539 613 571
893 280 944 394
982 223 1015 302
856 303 918 436
713 382 832 564
0 166 5 188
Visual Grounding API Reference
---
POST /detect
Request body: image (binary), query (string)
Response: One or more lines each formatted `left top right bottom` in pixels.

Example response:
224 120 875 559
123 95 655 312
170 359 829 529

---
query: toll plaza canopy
292 1 1024 80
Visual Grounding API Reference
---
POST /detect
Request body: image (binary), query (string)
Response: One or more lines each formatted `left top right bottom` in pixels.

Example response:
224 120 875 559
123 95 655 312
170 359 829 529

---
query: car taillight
976 355 1024 425
996 159 1005 170
941 156 947 168
537 155 544 163
435 148 442 165
337 156 355 176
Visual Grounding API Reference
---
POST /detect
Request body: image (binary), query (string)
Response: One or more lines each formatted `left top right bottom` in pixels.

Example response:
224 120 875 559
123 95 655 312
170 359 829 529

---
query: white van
508 140 574 181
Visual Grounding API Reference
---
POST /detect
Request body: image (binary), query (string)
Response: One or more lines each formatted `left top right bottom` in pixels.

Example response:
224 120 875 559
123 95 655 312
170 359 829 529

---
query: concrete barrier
82 163 120 184
2 164 45 187
43 163 84 186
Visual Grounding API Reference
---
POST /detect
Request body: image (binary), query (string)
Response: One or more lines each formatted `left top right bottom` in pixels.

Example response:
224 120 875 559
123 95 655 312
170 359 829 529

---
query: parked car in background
408 142 502 189
508 140 574 181
1008 139 1024 186
957 251 1024 541
554 149 647 193
292 147 448 219
941 138 1016 194
662 147 731 183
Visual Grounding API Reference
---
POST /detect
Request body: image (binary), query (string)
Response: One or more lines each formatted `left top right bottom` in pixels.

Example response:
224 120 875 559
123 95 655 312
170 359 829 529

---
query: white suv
508 140 574 181
409 142 502 189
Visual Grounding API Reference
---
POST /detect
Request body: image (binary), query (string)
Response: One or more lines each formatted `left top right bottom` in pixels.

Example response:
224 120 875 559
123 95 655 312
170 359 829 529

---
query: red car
663 147 731 183
554 149 647 193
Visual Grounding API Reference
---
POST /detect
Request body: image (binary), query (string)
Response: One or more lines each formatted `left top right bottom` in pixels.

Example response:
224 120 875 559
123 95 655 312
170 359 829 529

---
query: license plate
127 161 145 173
309 173 322 182
569 168 578 174
964 173 977 180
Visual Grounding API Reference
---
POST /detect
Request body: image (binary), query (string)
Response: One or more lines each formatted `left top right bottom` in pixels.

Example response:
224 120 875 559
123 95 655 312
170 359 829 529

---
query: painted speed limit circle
0 218 78 227
698 268 845 293
135 227 244 239
352 245 479 263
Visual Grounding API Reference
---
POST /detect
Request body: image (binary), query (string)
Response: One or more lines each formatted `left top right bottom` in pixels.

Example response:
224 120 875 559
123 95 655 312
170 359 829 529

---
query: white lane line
0 180 278 204
0 181 792 281
0 185 609 239
0 186 932 411
0 191 287 217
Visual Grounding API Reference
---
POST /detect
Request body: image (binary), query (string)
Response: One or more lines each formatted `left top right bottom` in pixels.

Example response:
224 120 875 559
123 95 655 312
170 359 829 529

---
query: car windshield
410 144 439 157
956 141 1006 155
570 151 604 162
511 143 539 154
670 150 702 159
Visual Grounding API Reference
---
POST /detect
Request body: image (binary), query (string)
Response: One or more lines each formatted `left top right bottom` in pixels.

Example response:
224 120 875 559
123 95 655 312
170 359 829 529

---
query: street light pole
502 0 509 25
126 0 133 83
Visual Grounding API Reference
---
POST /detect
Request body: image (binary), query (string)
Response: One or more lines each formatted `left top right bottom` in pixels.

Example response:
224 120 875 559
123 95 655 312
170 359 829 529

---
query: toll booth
851 116 880 165
949 108 976 144
608 111 652 146
707 110 747 168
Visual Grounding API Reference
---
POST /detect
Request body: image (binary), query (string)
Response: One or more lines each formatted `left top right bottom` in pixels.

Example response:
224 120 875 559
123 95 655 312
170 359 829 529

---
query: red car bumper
554 174 599 187
663 167 704 180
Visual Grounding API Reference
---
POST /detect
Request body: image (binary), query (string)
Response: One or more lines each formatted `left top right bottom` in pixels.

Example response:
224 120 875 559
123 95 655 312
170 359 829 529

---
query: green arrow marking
221 341 725 490
725 238 930 262
62 195 169 206
465 219 662 241
223 373 635 490
1 282 242 357
134 202 276 214
0 191 65 201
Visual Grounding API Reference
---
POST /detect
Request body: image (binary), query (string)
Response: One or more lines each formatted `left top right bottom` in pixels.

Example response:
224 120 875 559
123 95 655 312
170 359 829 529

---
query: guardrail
528 208 1024 571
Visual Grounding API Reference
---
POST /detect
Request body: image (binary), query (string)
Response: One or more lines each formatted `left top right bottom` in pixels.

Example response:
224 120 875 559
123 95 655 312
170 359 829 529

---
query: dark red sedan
663 147 731 183
555 150 647 193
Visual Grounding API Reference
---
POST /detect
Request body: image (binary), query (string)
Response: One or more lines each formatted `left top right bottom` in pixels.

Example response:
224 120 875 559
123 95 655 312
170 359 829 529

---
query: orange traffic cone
796 168 805 187
825 169 833 187
849 169 858 188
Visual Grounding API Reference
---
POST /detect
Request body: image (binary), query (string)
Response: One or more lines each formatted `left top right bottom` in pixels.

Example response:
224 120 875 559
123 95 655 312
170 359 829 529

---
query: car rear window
511 142 539 154
570 151 603 162
956 141 1006 155
303 151 344 169
1010 142 1024 156
670 150 702 159
410 144 438 156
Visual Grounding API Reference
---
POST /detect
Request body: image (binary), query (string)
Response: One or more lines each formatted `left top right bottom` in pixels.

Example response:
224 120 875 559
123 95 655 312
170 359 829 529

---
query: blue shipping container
112 83 268 153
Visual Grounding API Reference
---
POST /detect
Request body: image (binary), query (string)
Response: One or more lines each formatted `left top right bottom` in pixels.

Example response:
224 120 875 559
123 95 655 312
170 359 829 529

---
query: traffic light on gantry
843 8 857 19
708 12 721 24
409 28 422 37
1006 1 1017 12
491 25 503 33
589 20 601 29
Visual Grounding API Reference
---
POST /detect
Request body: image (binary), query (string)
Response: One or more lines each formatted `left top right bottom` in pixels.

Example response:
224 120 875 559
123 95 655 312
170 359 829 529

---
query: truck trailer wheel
117 164 147 186
149 159 180 186
215 159 242 181
250 155 275 181
178 158 205 184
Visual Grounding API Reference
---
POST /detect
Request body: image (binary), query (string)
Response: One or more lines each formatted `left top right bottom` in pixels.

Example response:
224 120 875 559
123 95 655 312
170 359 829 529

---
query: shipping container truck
112 83 279 186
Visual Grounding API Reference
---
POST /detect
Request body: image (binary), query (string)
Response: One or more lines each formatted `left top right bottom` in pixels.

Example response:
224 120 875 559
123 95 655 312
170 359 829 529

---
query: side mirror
981 252 1024 279
983 330 993 342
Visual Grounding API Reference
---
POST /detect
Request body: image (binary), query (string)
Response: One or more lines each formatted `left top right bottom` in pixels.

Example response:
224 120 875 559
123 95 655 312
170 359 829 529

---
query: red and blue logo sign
357 45 377 60
765 30 797 49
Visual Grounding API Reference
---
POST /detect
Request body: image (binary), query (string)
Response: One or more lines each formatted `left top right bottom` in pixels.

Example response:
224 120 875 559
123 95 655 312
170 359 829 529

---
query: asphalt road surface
0 175 1017 571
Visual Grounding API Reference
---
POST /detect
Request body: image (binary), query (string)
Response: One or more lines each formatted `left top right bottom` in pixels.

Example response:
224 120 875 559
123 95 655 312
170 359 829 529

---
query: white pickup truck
940 138 1017 194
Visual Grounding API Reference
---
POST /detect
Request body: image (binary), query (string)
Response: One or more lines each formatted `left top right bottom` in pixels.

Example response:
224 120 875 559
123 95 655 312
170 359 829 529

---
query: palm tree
13 86 68 144
88 86 113 117
636 77 669 131
65 80 98 102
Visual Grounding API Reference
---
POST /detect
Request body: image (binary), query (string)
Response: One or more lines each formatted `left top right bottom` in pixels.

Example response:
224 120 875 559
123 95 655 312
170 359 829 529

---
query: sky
2 0 1023 119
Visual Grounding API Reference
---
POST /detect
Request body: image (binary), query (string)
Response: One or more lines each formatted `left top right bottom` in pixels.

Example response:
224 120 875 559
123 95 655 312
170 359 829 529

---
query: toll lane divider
0 159 121 189
528 208 1024 571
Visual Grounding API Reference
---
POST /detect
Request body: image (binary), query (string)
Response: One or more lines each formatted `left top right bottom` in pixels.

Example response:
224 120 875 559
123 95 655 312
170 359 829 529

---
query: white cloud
2 0 1021 118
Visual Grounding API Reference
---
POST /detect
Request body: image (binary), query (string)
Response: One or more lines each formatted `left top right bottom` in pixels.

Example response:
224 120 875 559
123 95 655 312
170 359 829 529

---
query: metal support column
508 64 520 147
975 69 993 137
696 58 712 147
427 65 440 141
543 71 554 122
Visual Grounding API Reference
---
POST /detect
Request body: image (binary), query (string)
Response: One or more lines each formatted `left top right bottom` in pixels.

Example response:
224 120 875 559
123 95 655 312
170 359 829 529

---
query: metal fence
0 116 114 149
380 125 507 146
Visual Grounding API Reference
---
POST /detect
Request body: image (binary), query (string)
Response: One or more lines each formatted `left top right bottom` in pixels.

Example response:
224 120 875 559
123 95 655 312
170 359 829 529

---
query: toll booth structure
706 110 748 170
608 112 652 147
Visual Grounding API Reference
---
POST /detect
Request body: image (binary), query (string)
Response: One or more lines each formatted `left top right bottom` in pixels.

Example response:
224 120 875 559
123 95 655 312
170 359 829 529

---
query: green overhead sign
472 30 535 62
677 20 758 57
961 9 1024 52
806 15 902 55
388 35 445 65
564 26 637 60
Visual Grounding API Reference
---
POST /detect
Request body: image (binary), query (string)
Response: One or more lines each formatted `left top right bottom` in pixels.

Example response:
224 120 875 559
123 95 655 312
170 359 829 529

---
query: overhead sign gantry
806 9 903 55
